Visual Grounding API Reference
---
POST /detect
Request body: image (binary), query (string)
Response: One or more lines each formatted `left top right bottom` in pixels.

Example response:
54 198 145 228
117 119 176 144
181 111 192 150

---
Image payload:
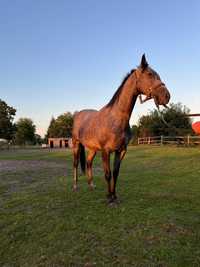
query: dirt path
0 160 66 172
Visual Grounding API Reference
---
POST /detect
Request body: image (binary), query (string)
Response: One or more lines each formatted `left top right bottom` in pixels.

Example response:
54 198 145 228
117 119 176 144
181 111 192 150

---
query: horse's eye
148 72 153 77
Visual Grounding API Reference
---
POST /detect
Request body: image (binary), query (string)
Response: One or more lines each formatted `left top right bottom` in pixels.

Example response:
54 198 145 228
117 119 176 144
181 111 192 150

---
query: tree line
131 103 193 142
0 98 41 145
0 99 74 145
0 99 194 146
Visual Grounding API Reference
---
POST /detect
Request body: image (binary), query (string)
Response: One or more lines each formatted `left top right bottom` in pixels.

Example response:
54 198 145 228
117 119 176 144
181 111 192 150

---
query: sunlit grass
0 146 200 266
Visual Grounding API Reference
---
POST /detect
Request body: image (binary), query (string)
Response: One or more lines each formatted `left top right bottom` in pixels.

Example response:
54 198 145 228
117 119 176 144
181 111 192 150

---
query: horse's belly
103 130 131 151
78 128 102 150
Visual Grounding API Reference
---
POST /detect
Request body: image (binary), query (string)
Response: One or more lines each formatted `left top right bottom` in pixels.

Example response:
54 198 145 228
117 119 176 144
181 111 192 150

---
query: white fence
137 136 200 146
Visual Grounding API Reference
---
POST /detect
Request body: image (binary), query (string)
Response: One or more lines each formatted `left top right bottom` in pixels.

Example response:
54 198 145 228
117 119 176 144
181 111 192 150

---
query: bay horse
72 55 170 203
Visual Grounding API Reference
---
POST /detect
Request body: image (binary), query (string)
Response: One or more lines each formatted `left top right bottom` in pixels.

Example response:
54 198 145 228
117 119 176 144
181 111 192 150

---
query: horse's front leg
102 151 111 201
86 149 96 190
111 149 127 202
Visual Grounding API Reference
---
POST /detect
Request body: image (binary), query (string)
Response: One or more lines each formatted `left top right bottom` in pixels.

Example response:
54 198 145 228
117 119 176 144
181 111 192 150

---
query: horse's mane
106 69 136 107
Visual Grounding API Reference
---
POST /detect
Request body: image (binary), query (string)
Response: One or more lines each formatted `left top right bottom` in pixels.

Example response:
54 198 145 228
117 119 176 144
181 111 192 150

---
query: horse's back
72 109 98 141
73 109 98 126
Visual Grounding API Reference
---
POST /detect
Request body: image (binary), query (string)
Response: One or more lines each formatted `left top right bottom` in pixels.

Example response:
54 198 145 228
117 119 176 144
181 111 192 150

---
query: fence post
148 137 151 144
161 135 163 145
187 135 190 146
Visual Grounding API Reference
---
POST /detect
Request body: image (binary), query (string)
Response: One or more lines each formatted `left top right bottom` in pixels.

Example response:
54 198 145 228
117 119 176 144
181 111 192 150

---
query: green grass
1 146 200 266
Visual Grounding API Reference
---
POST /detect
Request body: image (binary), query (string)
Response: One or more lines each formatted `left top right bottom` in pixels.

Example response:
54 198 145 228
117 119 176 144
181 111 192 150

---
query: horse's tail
80 143 86 174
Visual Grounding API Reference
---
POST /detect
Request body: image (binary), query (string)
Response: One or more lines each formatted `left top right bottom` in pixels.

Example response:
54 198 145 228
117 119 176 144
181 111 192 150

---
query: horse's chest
102 126 131 150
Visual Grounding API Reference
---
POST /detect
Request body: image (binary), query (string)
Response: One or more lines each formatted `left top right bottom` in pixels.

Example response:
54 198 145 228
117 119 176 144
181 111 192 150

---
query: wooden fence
137 136 200 146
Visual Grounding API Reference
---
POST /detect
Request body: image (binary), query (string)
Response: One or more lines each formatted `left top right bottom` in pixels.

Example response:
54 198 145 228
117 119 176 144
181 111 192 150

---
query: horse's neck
110 75 138 122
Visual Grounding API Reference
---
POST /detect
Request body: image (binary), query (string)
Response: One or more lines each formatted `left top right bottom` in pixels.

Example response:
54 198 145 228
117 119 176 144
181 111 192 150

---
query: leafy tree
0 99 16 140
138 103 192 137
46 112 73 138
46 117 57 139
15 118 36 145
130 125 139 144
35 134 43 145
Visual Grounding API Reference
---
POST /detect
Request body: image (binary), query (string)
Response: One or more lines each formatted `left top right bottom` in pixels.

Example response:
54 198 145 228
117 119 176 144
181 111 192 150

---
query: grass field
0 146 200 267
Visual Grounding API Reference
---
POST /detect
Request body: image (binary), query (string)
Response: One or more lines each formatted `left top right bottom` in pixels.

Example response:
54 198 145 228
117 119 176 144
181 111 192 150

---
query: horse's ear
140 54 148 70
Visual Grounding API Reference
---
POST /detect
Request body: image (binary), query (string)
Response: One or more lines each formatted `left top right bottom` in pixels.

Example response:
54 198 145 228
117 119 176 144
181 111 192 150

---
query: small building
0 139 9 150
48 137 70 148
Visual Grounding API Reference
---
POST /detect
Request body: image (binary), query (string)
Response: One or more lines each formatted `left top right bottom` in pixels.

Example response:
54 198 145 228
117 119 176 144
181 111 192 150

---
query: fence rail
137 135 200 146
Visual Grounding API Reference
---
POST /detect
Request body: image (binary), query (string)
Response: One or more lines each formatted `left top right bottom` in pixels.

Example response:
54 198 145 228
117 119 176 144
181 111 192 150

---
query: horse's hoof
107 195 120 206
108 200 119 207
88 183 96 191
72 186 79 192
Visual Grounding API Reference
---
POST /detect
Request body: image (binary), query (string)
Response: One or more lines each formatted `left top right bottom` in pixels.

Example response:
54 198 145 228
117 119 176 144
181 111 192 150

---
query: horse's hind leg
86 149 96 190
102 151 111 201
73 142 81 191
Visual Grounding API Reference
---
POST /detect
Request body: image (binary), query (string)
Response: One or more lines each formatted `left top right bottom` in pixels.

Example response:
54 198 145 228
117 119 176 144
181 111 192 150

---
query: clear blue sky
0 0 200 136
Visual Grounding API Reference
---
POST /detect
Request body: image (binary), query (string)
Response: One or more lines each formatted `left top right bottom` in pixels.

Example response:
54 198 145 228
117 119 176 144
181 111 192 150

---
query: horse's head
135 54 170 108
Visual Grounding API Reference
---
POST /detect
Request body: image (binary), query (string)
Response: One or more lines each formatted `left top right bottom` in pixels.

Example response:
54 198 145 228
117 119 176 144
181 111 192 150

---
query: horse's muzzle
152 85 170 108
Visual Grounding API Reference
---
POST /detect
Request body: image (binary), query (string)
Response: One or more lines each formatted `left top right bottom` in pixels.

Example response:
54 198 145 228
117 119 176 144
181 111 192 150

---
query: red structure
192 121 200 135
186 114 200 135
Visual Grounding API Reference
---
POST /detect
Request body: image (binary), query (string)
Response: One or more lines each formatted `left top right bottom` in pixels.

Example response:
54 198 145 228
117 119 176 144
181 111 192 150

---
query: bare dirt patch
0 160 66 172
0 160 69 199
